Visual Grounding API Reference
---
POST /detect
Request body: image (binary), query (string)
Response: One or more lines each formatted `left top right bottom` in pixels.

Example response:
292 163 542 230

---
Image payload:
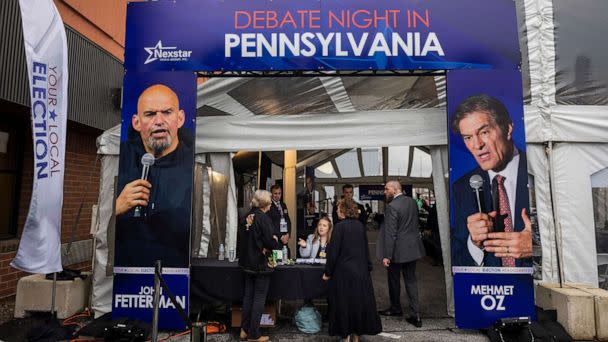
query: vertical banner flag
448 69 535 328
11 0 69 273
112 71 196 330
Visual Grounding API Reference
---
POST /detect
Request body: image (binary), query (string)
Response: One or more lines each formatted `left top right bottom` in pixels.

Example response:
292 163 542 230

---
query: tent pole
284 151 297 256
257 151 262 189
51 272 57 318
547 141 564 287
382 147 389 184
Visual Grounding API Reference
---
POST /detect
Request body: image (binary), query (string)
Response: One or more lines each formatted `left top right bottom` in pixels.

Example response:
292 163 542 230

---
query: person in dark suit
332 184 367 226
268 184 291 248
378 181 425 328
450 94 533 267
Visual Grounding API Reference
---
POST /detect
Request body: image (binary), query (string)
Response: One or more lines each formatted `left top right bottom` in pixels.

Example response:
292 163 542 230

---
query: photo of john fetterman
114 84 193 268
450 94 532 268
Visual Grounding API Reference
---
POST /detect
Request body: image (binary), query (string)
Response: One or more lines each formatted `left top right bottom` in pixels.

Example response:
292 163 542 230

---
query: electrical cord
146 329 191 342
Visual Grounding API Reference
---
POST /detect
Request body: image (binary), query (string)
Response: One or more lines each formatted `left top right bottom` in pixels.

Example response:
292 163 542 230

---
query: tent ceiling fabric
189 75 447 153
197 76 442 118
195 109 446 152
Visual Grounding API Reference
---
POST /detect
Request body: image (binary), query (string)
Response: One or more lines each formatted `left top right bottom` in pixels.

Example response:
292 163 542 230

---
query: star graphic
144 41 177 65
144 41 163 64
49 110 58 121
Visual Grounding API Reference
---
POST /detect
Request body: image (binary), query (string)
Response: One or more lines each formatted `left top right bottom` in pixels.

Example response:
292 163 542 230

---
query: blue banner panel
115 71 195 269
447 69 534 328
454 272 535 329
359 185 385 201
124 0 519 72
113 270 189 330
113 71 196 329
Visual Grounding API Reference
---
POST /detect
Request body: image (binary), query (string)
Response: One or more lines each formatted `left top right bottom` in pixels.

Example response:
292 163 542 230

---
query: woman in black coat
238 190 279 342
323 199 382 342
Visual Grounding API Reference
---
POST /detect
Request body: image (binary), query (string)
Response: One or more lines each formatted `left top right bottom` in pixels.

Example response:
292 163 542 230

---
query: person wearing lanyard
298 215 332 260
268 184 292 251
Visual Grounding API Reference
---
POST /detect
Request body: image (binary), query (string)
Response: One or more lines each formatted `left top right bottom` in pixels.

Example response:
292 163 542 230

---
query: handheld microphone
133 153 155 218
470 174 487 263
469 174 484 213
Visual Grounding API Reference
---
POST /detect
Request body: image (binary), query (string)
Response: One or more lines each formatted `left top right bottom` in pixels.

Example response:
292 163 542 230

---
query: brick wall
0 251 23 298
0 121 100 299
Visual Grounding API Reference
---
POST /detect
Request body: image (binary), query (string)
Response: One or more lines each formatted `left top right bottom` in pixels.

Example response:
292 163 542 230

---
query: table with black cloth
191 259 327 304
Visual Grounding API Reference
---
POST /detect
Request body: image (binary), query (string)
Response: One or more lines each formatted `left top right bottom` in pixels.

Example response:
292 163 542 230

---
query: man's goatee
147 135 171 156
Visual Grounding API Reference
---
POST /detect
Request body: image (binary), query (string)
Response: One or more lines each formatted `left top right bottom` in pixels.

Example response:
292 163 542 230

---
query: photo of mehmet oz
115 84 194 268
450 94 532 268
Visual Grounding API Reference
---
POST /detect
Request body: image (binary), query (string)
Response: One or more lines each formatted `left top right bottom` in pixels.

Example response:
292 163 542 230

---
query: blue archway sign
114 0 534 331
124 0 520 72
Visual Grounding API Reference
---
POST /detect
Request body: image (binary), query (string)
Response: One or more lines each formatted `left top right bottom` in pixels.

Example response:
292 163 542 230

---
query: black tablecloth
191 259 327 303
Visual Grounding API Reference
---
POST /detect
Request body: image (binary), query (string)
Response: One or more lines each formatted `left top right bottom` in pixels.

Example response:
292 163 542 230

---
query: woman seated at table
298 216 333 259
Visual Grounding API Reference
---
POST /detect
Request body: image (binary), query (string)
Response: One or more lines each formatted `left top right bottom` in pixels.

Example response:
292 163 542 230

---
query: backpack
294 305 322 334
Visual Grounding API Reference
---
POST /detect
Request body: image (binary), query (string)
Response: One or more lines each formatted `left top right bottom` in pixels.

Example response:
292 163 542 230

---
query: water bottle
218 243 225 261
282 245 288 262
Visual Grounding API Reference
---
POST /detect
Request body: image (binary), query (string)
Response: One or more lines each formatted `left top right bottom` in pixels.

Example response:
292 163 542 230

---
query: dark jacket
268 200 291 238
238 208 279 274
451 151 531 267
381 195 425 263
114 135 194 268
324 219 373 277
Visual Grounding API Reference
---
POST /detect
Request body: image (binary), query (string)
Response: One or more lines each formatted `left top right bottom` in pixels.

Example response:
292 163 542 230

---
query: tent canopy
97 75 448 155
93 0 608 318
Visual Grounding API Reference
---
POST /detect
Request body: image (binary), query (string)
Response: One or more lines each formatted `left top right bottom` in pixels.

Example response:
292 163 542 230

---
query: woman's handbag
294 304 322 334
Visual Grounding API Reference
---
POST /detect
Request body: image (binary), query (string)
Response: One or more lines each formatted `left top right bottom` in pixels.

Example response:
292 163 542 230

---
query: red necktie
496 175 515 267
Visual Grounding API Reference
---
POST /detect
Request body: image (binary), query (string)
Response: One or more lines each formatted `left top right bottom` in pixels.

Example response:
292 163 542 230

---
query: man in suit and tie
332 184 367 226
268 184 291 248
450 94 533 267
378 181 425 327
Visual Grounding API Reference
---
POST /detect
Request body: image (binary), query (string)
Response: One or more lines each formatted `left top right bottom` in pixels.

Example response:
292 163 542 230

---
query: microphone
133 153 155 218
470 174 487 263
469 174 484 213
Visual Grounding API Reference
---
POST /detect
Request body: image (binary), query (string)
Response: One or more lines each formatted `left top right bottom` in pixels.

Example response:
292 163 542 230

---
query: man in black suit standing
450 94 532 267
378 181 425 327
268 184 291 249
332 184 367 226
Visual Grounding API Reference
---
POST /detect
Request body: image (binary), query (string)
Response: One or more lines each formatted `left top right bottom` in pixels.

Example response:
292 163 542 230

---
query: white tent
92 0 608 317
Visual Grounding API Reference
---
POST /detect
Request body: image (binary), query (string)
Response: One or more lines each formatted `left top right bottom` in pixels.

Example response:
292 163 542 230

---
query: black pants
387 260 419 316
241 273 271 339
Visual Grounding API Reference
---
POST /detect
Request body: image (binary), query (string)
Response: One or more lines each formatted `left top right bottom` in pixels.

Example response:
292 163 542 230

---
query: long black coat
324 219 382 337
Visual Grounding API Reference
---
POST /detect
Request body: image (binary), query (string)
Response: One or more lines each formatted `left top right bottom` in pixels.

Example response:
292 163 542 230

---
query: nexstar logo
144 41 192 65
